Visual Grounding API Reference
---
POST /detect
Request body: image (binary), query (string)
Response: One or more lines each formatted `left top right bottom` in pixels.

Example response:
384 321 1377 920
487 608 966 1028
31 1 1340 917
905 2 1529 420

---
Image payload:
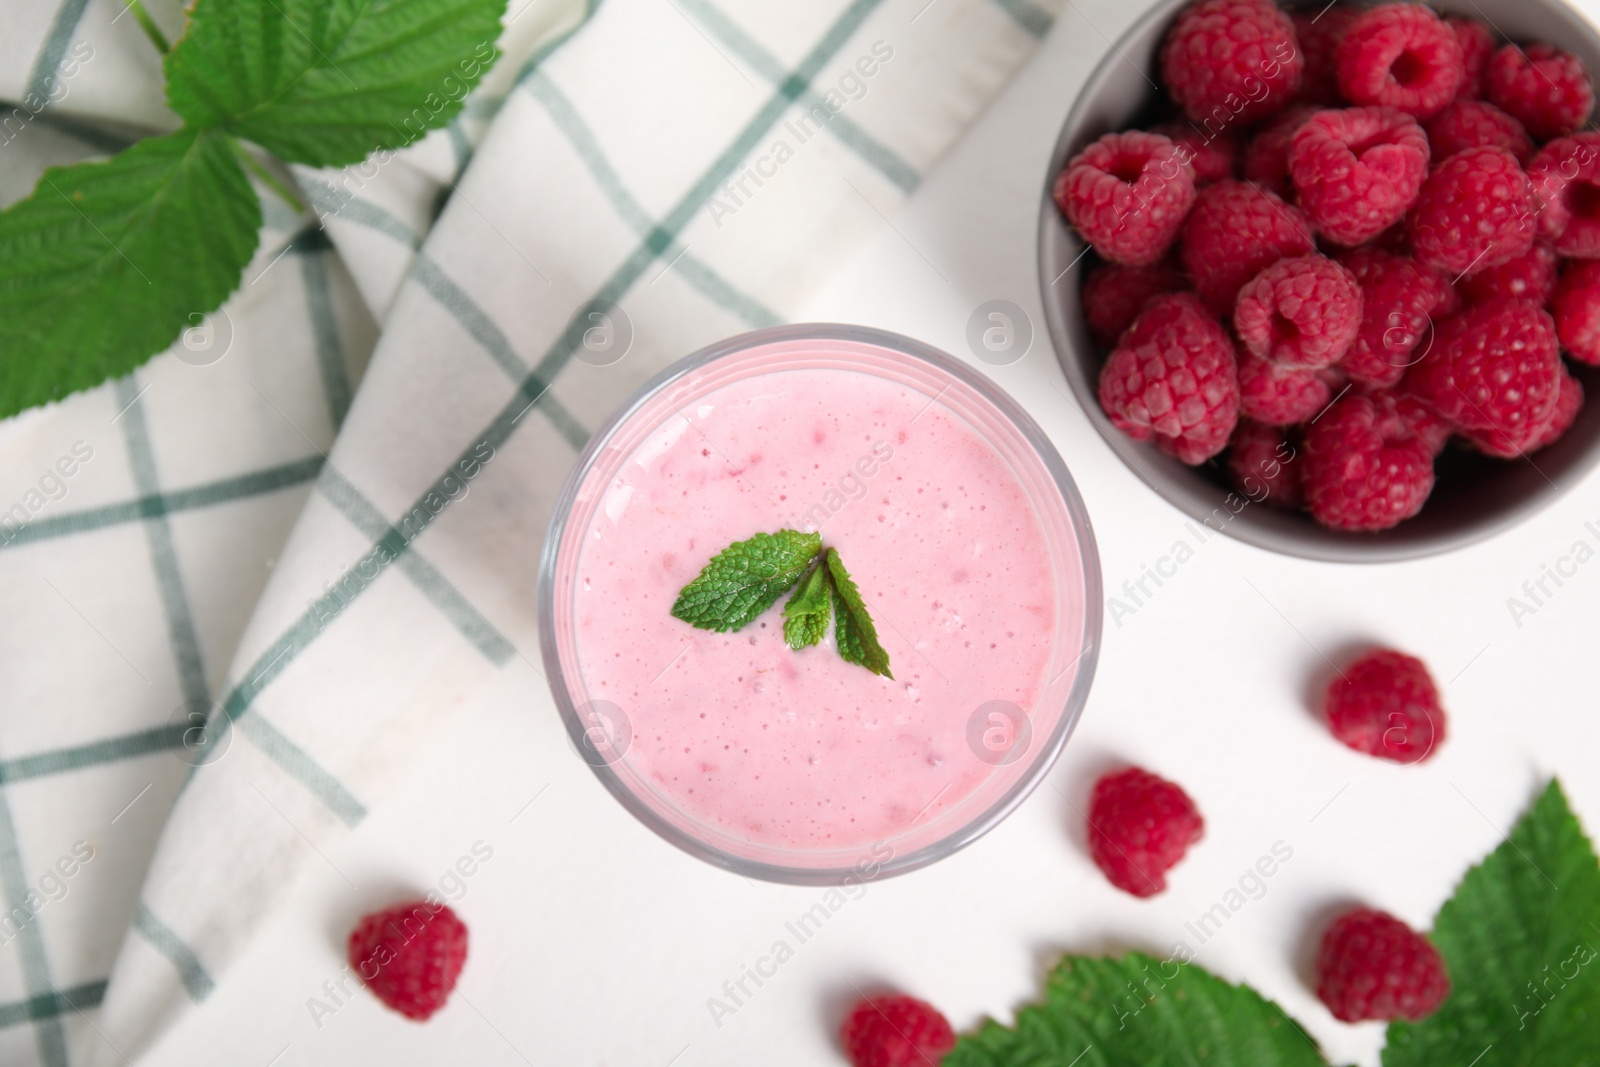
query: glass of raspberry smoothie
538 325 1100 884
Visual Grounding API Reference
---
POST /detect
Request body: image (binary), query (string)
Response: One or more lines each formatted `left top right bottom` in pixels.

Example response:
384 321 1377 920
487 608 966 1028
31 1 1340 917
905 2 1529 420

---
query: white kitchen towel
0 0 1066 1062
0 2 590 1065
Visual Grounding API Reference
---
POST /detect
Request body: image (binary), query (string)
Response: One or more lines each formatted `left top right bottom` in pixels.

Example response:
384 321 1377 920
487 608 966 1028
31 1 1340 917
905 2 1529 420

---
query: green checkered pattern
0 0 1062 1062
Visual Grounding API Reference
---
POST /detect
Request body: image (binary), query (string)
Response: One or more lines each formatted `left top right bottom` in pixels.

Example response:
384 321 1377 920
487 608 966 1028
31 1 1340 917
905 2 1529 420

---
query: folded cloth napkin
0 0 1063 1062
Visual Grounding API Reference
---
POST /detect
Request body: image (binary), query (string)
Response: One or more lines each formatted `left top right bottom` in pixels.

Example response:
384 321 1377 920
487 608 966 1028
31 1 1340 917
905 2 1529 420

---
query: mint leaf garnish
782 561 832 650
671 530 822 633
826 548 892 679
946 951 1329 1067
1384 778 1600 1067
672 533 891 676
0 129 260 420
165 0 508 167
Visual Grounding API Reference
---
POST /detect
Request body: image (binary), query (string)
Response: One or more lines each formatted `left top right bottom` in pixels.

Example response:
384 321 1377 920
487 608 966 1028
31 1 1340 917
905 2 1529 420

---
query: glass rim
537 322 1104 885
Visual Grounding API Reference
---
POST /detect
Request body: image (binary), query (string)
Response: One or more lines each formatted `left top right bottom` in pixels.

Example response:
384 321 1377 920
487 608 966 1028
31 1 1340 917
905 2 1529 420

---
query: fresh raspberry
1235 253 1363 368
1081 258 1187 349
840 994 956 1067
1336 4 1464 120
1180 179 1316 314
1227 419 1305 508
1527 134 1600 257
1527 367 1584 451
1486 43 1595 141
1411 299 1562 456
348 901 469 1021
1448 17 1496 100
1242 104 1319 198
1550 259 1600 365
1317 907 1451 1022
1302 393 1436 530
1054 131 1197 266
1290 107 1430 246
1294 8 1359 105
1087 766 1204 898
1151 121 1241 184
1408 147 1535 277
1239 352 1338 424
1335 248 1454 388
1324 647 1446 762
1458 240 1557 305
1160 0 1303 126
1424 100 1532 164
1365 385 1452 456
1098 293 1240 463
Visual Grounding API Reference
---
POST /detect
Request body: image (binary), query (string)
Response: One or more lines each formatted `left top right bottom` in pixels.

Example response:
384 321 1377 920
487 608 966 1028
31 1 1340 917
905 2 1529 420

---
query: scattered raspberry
1424 100 1532 164
1527 367 1584 451
1324 647 1447 762
840 995 956 1067
1335 248 1453 388
1302 393 1436 530
1099 293 1240 463
1486 42 1594 141
1447 16 1496 100
1239 352 1338 424
1235 254 1363 369
1180 179 1316 314
1082 258 1187 349
1242 104 1319 198
1458 240 1557 306
1054 131 1197 266
1410 299 1562 456
1527 134 1600 258
1087 766 1204 898
1151 121 1241 184
348 901 469 1021
1365 385 1452 456
1227 419 1304 508
1291 107 1430 246
1295 8 1359 105
1551 260 1600 365
1317 907 1451 1022
1408 147 1535 277
1336 4 1464 120
1160 0 1303 126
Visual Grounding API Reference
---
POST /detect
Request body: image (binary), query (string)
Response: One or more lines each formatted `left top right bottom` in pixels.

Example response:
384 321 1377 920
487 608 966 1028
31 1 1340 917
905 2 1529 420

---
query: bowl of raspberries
1041 0 1600 560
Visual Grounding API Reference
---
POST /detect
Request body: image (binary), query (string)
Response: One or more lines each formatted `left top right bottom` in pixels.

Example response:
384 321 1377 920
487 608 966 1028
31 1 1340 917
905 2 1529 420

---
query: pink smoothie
560 337 1085 864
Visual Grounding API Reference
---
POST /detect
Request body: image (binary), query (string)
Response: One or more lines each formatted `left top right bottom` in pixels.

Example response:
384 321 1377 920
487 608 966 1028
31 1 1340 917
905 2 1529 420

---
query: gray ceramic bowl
1040 0 1600 562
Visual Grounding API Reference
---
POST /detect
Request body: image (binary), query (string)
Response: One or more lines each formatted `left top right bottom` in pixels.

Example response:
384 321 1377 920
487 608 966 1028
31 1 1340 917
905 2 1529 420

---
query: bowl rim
1036 0 1600 563
536 322 1103 885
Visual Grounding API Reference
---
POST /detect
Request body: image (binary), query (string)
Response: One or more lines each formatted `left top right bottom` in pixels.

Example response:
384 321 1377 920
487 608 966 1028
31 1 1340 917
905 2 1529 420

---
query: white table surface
144 1 1600 1063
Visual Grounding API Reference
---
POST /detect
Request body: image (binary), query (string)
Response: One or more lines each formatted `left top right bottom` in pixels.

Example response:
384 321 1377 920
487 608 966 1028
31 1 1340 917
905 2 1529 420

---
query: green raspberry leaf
672 530 822 634
1383 779 1600 1067
826 548 892 679
0 128 260 420
165 0 508 167
946 952 1330 1067
782 561 832 651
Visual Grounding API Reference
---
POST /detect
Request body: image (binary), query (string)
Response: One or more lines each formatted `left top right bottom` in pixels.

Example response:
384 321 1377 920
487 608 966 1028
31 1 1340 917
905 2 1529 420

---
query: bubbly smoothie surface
571 359 1060 852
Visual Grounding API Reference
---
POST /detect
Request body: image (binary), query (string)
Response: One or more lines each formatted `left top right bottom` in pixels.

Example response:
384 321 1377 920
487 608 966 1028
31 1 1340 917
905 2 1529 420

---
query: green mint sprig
671 529 893 678
0 0 508 421
945 778 1598 1067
